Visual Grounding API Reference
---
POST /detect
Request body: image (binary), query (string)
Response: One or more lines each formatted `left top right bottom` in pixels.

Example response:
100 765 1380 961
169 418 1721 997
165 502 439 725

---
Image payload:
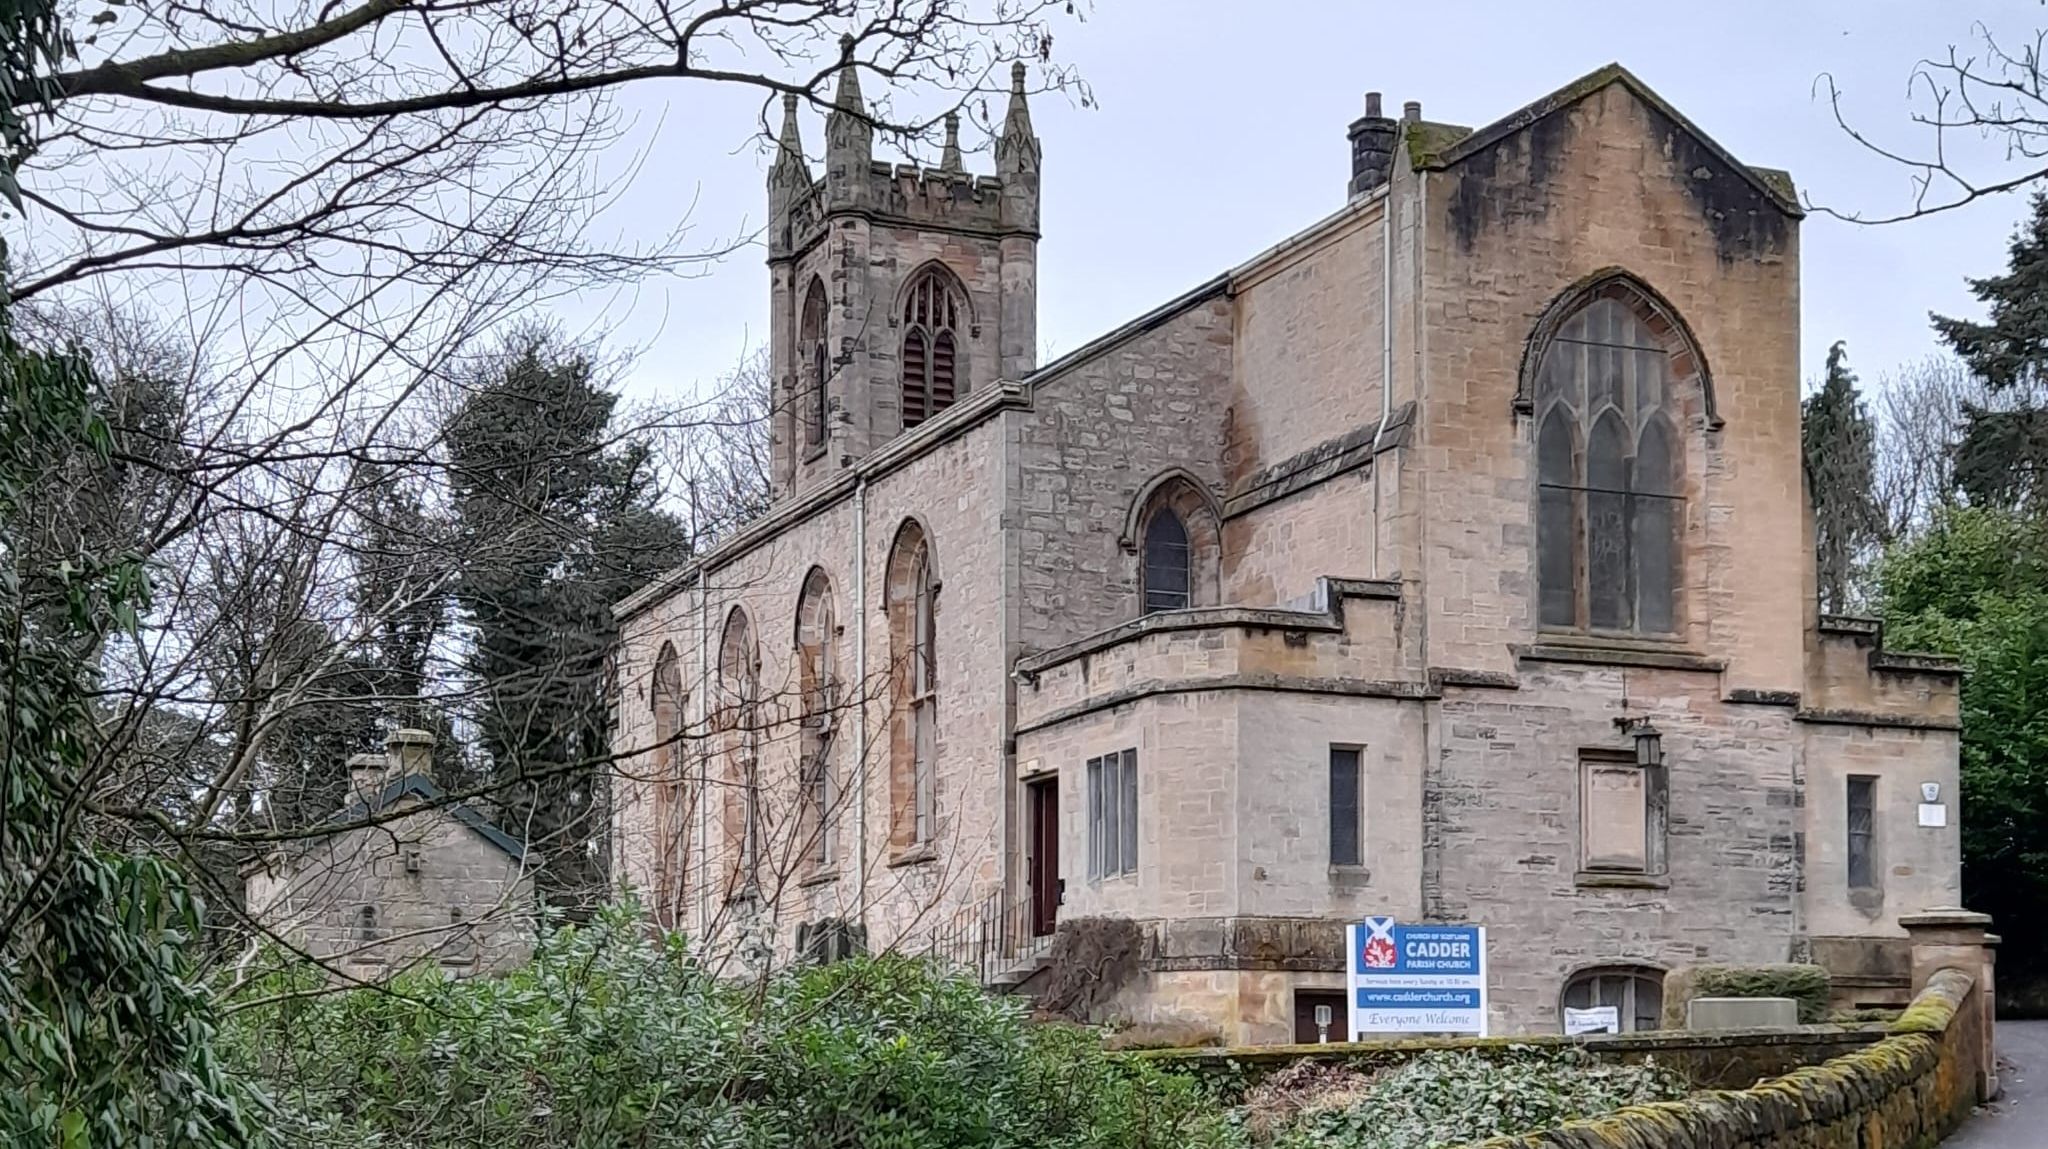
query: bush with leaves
1261 1047 1686 1149
0 304 265 1145
223 904 1239 1149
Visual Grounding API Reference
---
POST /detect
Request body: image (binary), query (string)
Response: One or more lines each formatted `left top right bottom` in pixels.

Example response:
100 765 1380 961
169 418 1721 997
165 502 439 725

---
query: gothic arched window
795 569 838 873
900 268 963 430
1533 282 1688 637
1128 472 1222 617
1142 509 1191 613
886 521 938 853
717 607 760 895
650 642 689 925
800 277 829 452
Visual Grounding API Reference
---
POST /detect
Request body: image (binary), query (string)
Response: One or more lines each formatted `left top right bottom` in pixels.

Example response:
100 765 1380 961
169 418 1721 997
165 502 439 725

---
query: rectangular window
1329 745 1363 868
1087 748 1138 879
1847 775 1877 890
1580 751 1666 875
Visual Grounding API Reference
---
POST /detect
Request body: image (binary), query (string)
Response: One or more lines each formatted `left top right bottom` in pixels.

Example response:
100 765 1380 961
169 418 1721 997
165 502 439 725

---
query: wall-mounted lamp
1615 715 1663 768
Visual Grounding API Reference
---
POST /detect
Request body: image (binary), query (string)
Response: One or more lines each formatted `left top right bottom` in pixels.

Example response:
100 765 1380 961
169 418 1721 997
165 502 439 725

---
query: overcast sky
560 1 2042 407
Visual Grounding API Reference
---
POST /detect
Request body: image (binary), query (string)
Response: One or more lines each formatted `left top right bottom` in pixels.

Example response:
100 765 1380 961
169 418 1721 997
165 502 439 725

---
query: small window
354 905 379 943
1087 748 1138 879
402 843 423 875
1580 750 1666 875
1294 988 1349 1044
1141 509 1192 613
1329 746 1363 868
1561 967 1664 1033
1847 775 1877 890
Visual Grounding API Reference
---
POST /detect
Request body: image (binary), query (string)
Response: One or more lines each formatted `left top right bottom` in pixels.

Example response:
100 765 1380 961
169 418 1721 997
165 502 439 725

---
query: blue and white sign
1346 917 1488 1037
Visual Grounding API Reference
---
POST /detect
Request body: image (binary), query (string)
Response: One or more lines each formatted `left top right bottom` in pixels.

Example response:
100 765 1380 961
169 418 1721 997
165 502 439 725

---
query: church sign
1346 917 1489 1037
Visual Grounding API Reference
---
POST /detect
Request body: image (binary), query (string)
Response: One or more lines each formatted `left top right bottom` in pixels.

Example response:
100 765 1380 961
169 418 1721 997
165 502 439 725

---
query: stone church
610 60 1964 1042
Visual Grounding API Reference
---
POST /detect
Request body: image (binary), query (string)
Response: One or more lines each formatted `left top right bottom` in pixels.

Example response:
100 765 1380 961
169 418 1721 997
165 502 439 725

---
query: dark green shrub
223 904 1238 1149
1661 963 1832 1027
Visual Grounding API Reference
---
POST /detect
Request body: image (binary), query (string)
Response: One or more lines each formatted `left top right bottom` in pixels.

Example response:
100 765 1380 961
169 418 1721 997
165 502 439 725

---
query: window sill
1522 638 1724 673
802 442 830 464
1575 870 1669 890
1328 865 1373 888
1090 870 1137 885
799 867 842 888
887 846 938 869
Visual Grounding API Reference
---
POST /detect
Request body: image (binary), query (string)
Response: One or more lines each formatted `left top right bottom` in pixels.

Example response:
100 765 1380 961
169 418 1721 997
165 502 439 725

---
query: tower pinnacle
996 61 1040 175
940 112 963 173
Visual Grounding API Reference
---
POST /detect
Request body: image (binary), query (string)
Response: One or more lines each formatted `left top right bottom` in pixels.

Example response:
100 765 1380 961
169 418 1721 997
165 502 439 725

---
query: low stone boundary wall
1467 967 1985 1149
1134 1023 1888 1097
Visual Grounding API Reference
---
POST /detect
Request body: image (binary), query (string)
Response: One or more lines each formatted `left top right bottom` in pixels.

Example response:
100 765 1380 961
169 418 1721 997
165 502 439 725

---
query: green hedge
1662 963 1832 1027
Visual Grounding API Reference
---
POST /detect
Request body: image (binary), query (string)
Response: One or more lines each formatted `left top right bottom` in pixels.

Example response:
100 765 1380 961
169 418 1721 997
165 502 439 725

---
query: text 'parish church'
610 59 1963 1041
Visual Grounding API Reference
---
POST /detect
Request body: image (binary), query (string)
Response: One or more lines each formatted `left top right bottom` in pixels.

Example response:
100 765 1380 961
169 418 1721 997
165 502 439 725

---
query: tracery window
900 268 963 429
1534 284 1687 637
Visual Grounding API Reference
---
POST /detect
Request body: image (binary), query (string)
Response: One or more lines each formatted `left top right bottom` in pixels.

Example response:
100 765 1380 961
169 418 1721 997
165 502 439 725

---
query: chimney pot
1365 92 1383 118
348 752 390 806
385 727 435 781
1402 100 1422 122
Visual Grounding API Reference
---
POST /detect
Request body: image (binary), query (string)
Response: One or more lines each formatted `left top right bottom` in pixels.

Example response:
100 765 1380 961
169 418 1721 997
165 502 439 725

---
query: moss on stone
1662 962 1833 1026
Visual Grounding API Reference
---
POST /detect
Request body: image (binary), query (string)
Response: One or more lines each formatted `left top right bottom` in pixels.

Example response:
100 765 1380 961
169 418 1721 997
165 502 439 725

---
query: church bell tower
765 50 1042 498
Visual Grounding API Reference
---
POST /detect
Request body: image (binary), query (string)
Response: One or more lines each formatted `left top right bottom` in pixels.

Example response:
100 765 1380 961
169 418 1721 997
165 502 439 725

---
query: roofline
1415 63 1802 219
332 775 529 862
612 274 1232 624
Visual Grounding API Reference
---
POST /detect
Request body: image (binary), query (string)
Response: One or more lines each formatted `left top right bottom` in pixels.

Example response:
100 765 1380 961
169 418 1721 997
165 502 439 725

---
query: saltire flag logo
1361 915 1397 969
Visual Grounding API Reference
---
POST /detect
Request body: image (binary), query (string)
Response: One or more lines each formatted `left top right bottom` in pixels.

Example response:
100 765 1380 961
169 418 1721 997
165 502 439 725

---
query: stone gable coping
1410 62 1804 219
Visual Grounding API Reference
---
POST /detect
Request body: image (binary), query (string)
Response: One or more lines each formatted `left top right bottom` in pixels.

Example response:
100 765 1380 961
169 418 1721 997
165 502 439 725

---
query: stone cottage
243 729 535 977
609 62 1964 1041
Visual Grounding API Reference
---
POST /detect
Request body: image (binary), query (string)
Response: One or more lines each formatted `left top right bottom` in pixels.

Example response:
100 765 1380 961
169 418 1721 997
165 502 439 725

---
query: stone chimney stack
1347 91 1398 199
348 752 390 806
386 728 434 781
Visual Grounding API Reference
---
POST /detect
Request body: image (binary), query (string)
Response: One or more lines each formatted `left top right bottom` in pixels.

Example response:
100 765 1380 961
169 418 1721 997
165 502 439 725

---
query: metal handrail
921 889 1052 985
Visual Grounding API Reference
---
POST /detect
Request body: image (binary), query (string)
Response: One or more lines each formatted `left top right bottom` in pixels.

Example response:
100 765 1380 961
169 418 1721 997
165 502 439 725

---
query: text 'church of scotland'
610 59 1964 1042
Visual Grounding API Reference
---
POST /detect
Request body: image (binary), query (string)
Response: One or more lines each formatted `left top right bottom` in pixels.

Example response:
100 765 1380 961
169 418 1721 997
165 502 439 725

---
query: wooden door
1027 778 1059 937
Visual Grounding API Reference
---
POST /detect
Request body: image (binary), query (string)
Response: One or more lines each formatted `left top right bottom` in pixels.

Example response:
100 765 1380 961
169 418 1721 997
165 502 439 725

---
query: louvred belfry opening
900 267 965 430
901 329 928 428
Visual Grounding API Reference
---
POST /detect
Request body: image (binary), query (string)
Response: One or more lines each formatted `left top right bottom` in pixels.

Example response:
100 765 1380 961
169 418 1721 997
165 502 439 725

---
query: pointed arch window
901 268 963 430
886 522 938 853
1142 509 1191 613
800 278 829 452
795 570 839 873
1534 288 1687 637
650 643 690 925
1128 473 1221 617
717 608 760 896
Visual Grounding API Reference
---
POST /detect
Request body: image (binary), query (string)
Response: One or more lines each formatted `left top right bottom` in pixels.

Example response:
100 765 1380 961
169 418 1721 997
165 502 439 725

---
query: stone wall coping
1462 967 1978 1149
1013 575 1400 679
1131 1022 1888 1070
1014 671 1436 736
1898 908 1994 930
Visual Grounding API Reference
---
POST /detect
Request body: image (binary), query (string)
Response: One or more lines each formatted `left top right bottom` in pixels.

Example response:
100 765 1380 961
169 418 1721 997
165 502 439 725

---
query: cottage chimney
348 752 391 805
385 728 434 781
1347 91 1398 198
